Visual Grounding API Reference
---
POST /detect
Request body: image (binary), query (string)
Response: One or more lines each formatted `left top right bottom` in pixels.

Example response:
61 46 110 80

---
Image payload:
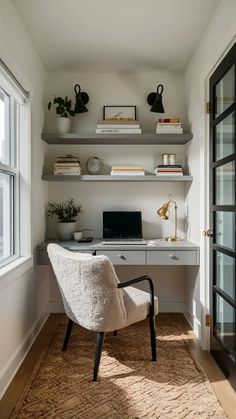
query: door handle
202 229 214 237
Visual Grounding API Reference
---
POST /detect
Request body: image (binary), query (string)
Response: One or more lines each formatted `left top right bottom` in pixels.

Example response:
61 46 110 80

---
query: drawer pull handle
169 254 178 260
118 254 126 260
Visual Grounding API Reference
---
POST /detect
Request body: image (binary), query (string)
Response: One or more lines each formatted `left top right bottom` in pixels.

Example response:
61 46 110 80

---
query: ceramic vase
56 117 71 135
58 222 76 240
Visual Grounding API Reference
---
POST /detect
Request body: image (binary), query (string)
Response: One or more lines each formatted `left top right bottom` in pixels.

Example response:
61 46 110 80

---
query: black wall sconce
74 84 89 113
147 84 165 113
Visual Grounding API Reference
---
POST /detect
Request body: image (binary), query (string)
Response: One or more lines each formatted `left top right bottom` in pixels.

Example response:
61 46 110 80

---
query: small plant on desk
47 198 81 240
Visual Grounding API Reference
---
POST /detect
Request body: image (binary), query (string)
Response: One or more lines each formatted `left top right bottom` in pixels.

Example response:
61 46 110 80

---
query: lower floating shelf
41 174 193 182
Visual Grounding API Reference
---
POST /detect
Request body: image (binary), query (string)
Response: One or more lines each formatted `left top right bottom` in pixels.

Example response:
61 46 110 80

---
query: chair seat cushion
122 286 158 327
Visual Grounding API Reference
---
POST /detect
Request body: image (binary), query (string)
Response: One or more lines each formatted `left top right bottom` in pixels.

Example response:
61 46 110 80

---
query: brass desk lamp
157 194 180 241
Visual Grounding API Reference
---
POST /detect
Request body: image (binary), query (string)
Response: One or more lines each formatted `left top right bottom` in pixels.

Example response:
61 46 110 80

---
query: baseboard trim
0 310 49 400
158 302 187 313
183 307 201 339
47 301 64 313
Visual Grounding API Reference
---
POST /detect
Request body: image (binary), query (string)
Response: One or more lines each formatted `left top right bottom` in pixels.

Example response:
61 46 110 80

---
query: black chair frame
61 275 157 381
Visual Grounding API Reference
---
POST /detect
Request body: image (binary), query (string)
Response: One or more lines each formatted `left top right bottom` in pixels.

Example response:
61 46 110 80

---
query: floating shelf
41 174 193 182
41 133 193 145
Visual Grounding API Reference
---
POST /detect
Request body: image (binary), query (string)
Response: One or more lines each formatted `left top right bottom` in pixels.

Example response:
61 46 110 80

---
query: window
0 65 30 268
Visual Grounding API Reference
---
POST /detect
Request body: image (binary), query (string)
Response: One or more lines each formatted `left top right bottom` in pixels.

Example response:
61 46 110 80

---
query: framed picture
103 106 136 121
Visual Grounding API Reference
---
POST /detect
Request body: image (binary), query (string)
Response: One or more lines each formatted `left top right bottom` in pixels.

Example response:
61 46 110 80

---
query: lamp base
165 236 181 242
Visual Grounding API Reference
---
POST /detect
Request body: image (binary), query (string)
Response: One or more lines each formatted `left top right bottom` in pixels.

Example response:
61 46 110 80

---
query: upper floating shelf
41 133 193 145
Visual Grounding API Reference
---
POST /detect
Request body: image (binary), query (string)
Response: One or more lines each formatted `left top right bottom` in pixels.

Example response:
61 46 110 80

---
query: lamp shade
147 84 165 113
157 202 169 220
74 84 89 114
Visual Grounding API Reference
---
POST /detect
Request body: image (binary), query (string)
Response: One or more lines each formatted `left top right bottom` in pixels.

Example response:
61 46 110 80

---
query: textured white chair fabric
47 243 158 380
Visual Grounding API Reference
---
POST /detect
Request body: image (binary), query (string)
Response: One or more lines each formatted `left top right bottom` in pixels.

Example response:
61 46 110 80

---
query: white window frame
0 65 32 273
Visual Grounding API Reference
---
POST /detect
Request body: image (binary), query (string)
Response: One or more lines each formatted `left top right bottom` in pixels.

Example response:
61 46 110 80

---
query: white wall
45 71 186 133
184 0 236 346
0 0 48 398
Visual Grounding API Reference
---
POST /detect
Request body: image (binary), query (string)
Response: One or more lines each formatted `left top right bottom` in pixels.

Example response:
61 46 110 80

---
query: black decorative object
147 84 165 113
74 84 89 114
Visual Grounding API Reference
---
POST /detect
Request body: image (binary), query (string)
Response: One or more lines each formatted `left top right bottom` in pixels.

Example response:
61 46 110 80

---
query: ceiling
12 0 220 73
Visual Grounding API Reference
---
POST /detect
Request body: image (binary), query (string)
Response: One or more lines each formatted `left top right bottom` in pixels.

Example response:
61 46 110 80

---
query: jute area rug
11 320 226 418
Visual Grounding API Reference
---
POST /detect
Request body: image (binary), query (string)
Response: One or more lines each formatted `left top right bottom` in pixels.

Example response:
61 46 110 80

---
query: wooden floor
0 313 236 419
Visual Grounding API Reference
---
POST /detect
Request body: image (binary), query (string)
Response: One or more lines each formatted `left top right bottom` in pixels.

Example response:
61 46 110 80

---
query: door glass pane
215 64 235 118
216 251 235 300
214 293 235 362
215 161 235 205
215 211 235 250
0 88 10 165
0 172 14 263
215 112 235 161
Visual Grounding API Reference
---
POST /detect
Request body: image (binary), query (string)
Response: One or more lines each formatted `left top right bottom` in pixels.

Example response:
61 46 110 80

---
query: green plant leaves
47 96 75 117
47 198 81 222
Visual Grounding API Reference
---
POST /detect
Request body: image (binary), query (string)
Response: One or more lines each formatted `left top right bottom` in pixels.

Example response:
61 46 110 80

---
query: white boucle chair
47 243 158 381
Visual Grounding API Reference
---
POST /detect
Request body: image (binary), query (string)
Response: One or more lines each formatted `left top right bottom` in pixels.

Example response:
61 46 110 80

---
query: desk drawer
96 250 146 265
147 250 198 265
37 249 93 265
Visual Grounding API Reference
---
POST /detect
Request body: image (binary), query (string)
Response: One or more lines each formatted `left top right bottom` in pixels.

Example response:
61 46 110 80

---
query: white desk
37 239 199 266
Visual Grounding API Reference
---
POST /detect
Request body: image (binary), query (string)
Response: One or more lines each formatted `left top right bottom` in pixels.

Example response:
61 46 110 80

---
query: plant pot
56 117 71 135
58 222 76 240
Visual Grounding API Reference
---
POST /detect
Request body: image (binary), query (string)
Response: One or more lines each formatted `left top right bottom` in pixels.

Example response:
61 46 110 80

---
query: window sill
0 255 34 290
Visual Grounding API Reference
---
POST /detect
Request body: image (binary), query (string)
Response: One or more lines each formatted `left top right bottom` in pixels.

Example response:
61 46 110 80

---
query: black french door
209 42 236 388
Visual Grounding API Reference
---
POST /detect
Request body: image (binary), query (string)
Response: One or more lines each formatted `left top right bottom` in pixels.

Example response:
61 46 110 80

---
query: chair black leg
93 332 105 381
113 330 118 336
62 319 74 351
149 316 157 361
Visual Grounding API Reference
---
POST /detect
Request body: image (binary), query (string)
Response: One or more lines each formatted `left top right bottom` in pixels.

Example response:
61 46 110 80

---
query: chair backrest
47 244 127 332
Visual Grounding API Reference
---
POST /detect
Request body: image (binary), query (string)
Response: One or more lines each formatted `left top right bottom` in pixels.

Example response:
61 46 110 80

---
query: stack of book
111 165 145 176
54 154 81 175
156 118 183 134
154 164 183 176
96 120 141 134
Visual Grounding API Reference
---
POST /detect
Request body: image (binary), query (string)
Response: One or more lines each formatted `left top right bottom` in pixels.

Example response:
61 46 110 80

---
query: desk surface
38 239 199 251
37 239 199 266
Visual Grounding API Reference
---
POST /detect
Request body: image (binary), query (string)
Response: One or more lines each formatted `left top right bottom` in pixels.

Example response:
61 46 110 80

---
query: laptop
102 211 147 245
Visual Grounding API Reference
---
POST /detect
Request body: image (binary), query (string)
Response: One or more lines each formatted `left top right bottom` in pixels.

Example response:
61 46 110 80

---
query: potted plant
48 96 75 134
47 198 81 240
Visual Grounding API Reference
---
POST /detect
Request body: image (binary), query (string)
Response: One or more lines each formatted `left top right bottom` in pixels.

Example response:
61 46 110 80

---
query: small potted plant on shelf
48 96 75 134
47 198 81 240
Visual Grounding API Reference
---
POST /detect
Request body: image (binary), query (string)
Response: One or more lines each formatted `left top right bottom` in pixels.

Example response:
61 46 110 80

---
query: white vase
58 222 76 240
56 117 71 135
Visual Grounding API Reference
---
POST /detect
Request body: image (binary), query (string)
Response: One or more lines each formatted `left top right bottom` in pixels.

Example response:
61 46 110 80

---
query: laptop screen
103 211 142 239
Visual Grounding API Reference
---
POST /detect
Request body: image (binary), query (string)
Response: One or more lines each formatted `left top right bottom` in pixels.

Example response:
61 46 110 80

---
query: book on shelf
157 123 181 127
111 170 145 176
158 165 182 168
154 165 183 175
112 165 144 171
97 120 140 129
96 128 142 134
158 118 180 123
156 129 183 134
156 169 183 173
54 171 81 176
54 167 81 175
98 120 140 125
155 172 183 176
57 154 80 163
111 164 145 176
154 169 183 176
54 163 81 168
156 118 183 134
